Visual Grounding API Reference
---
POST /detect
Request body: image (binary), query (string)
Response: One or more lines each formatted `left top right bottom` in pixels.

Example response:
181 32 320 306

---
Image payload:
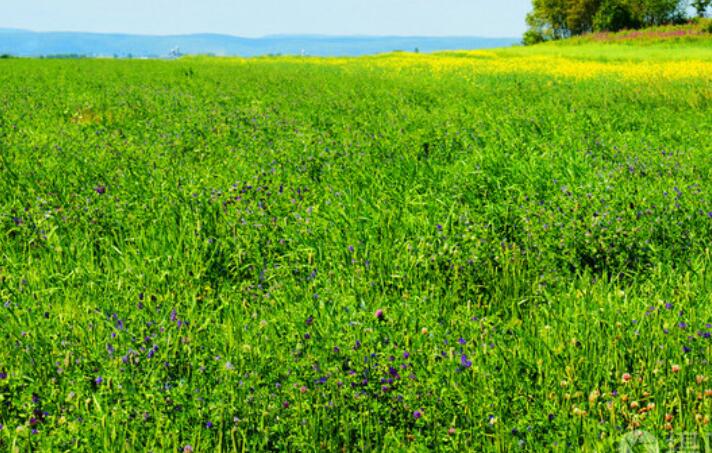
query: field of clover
0 38 711 451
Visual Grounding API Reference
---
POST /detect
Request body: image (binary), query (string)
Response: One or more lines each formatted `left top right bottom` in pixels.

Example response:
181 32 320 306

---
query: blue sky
1 0 532 37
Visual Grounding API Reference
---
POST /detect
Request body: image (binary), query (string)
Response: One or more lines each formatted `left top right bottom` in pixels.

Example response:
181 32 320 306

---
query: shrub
594 0 639 31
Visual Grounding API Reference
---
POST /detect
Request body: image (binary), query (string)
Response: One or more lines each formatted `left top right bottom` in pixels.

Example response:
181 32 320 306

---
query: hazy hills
0 29 519 57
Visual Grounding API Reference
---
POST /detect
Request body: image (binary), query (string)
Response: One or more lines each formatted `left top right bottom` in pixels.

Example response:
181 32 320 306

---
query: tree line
524 0 711 44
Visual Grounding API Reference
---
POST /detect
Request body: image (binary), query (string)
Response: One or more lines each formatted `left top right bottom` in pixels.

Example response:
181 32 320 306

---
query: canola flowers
212 43 712 82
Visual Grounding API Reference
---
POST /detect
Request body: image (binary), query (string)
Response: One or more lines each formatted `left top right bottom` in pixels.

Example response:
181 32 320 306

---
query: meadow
0 32 711 451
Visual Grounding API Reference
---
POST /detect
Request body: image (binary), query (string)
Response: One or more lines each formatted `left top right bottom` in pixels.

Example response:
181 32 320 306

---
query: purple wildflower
413 410 422 419
94 185 106 195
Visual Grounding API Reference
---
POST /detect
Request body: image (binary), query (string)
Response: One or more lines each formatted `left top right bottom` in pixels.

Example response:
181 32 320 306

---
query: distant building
169 47 183 59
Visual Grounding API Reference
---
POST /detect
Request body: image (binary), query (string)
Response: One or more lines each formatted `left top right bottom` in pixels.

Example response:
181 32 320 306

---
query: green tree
628 0 687 25
524 0 689 43
691 0 711 17
593 0 639 31
566 0 603 34
527 0 572 39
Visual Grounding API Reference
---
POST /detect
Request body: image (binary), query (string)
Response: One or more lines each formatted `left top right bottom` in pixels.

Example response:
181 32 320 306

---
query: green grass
491 41 712 61
0 38 711 451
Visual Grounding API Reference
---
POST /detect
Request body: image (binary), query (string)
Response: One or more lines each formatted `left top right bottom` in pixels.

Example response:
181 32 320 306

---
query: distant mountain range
0 29 520 57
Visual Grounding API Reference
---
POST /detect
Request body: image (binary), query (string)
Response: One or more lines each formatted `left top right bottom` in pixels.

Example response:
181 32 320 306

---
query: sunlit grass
0 36 711 451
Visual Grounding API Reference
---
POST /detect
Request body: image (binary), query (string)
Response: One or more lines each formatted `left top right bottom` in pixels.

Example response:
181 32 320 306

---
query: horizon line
0 27 521 40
